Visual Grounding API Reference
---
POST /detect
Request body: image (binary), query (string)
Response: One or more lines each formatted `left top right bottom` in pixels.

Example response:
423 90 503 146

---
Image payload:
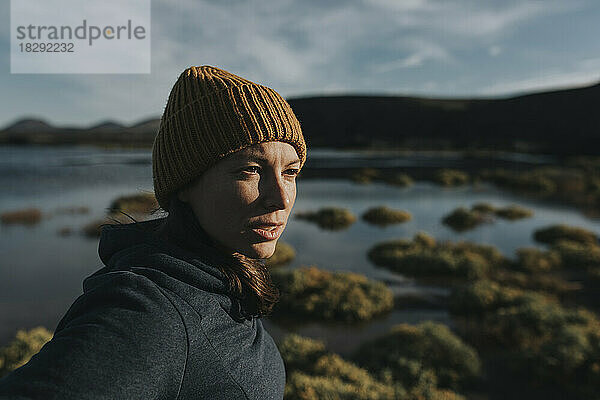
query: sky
1 0 599 128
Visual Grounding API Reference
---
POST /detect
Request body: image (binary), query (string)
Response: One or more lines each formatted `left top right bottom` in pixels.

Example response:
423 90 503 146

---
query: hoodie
0 201 285 400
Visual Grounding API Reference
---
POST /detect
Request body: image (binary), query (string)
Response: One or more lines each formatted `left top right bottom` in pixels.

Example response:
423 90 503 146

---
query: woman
0 65 307 399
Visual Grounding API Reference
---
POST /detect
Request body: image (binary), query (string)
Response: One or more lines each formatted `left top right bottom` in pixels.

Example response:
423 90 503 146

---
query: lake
1 145 599 354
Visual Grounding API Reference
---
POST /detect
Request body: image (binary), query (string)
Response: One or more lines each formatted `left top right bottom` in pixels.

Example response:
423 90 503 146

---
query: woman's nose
261 174 289 211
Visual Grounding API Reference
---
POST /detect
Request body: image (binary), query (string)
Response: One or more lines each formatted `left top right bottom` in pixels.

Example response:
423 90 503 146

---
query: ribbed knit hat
152 65 307 211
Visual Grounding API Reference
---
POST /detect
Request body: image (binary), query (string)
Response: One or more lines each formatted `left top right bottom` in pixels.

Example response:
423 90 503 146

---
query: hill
1 82 599 154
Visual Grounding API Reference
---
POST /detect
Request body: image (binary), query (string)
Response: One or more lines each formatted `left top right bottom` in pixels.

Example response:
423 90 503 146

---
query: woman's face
178 141 301 259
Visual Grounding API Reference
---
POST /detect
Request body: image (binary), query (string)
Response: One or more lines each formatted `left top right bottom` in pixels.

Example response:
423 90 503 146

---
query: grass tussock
0 208 43 225
280 333 467 400
442 207 489 232
368 233 505 281
266 241 296 268
108 192 159 215
353 321 481 391
296 207 357 231
443 203 533 232
0 327 52 377
494 205 534 220
362 206 412 226
449 281 600 397
81 192 162 238
271 266 394 322
432 169 470 187
383 172 414 187
533 224 598 246
350 168 381 184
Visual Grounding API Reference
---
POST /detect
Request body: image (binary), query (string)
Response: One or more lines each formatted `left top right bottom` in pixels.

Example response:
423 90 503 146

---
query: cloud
488 45 502 57
371 39 453 73
478 57 600 96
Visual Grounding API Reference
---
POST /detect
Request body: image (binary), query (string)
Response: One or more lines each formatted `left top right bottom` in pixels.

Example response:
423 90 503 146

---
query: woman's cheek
234 181 260 206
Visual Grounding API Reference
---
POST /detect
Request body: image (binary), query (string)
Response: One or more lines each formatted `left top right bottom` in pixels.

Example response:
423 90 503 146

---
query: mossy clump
368 233 505 281
108 192 159 215
442 207 488 232
81 214 133 238
362 206 412 226
350 168 381 184
271 266 394 322
82 192 161 238
514 247 562 273
533 224 598 246
295 207 357 231
471 202 496 213
266 241 296 268
383 172 414 187
448 280 523 316
0 208 43 225
489 269 581 295
494 205 534 220
479 168 558 195
280 333 466 400
449 281 600 396
551 240 600 269
0 327 53 377
432 169 469 187
353 321 481 390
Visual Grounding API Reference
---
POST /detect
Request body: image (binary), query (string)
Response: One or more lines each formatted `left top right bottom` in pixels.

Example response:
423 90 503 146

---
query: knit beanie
152 65 307 211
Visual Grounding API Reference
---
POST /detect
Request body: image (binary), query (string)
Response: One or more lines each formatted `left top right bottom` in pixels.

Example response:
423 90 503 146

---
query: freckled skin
178 142 300 259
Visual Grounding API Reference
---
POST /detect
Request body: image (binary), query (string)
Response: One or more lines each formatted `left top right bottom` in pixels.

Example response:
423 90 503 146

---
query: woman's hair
219 252 280 317
154 196 280 318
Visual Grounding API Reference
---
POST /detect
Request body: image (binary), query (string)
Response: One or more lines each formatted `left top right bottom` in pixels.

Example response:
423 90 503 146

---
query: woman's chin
243 241 277 260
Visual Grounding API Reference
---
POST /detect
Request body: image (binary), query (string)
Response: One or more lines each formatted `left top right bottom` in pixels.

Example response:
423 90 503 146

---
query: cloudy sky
1 0 599 128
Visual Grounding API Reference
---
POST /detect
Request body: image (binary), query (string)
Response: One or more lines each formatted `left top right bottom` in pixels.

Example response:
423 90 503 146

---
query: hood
95 198 254 320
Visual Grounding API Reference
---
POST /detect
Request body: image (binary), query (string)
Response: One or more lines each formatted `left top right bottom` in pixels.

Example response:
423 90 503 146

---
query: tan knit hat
152 65 307 211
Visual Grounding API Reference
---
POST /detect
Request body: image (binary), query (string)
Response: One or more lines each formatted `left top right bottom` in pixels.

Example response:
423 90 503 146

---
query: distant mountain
2 82 600 154
4 118 56 133
89 121 125 131
287 82 600 154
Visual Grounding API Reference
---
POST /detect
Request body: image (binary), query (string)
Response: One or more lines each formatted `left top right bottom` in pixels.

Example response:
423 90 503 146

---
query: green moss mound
280 334 466 400
295 207 357 231
471 202 496 213
353 322 481 390
271 266 394 322
81 214 135 238
368 233 505 281
442 207 488 232
383 172 414 187
0 327 52 377
266 241 296 268
0 208 43 225
514 247 562 273
494 205 534 220
82 192 162 238
449 281 600 397
362 206 412 226
433 169 469 187
533 224 598 246
479 168 558 194
350 168 381 184
551 240 600 269
108 192 159 215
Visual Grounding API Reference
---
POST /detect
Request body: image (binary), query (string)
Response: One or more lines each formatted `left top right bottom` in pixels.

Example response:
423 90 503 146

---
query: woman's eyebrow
230 153 300 166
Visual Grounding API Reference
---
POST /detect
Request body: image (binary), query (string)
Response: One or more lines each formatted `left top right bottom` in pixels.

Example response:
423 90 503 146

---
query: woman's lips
250 224 284 240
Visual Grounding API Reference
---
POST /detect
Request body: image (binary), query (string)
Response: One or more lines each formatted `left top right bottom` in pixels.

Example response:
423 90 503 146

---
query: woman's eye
285 168 300 177
242 166 261 174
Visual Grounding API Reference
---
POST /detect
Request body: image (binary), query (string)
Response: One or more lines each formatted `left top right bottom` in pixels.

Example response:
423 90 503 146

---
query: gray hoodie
0 206 285 399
